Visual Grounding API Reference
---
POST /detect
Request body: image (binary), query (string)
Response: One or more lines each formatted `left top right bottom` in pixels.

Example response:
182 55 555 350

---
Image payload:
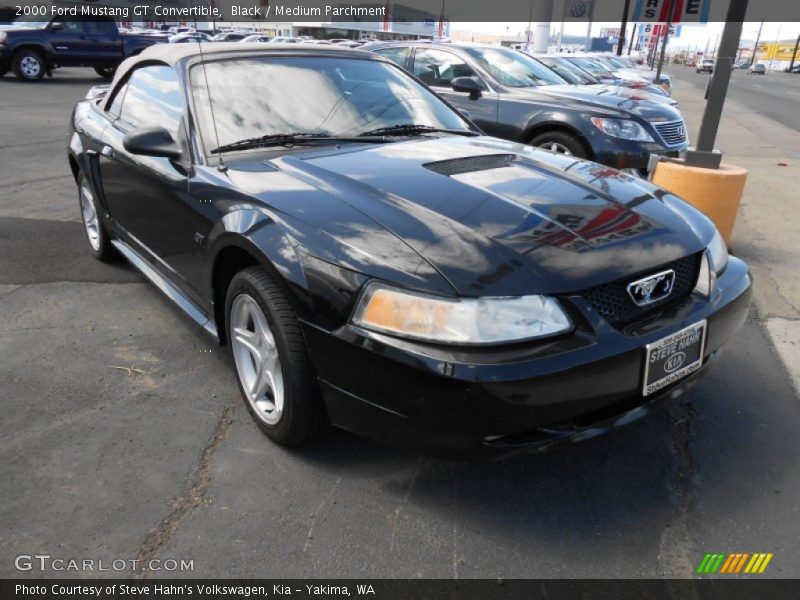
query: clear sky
452 21 800 49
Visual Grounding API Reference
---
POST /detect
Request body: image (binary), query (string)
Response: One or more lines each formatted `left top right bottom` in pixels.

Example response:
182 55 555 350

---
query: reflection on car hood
228 136 711 297
533 84 682 120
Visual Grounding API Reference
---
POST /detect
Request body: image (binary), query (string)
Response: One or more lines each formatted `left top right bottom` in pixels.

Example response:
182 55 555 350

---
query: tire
225 266 326 446
77 173 116 261
530 130 588 159
94 66 116 79
12 49 45 81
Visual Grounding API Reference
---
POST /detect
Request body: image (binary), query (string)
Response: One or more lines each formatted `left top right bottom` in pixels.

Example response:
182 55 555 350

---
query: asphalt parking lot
2 68 800 580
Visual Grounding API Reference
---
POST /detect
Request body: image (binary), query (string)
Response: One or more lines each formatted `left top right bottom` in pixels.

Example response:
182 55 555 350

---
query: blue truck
0 15 166 81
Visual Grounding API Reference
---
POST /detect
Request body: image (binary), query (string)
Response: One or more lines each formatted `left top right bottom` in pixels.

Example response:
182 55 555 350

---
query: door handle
101 145 114 158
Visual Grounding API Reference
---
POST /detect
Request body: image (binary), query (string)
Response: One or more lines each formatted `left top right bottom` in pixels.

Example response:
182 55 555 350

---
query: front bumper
303 257 751 459
592 134 689 171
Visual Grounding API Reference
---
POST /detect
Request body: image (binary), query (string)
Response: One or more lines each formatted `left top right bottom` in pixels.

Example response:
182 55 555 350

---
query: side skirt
111 239 219 340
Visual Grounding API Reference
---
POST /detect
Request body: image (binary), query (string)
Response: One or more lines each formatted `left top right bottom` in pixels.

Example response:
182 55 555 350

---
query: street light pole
655 0 677 83
686 0 749 169
627 22 638 55
616 0 631 56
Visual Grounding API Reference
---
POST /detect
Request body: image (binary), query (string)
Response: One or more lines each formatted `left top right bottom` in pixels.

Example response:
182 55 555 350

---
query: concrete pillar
531 0 553 52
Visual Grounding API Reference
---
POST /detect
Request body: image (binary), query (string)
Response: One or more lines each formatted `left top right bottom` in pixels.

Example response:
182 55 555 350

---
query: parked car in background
560 55 669 96
748 63 766 75
371 42 688 174
270 36 301 44
169 32 212 44
241 35 273 43
0 15 166 80
532 54 679 108
590 53 672 95
212 32 247 42
68 43 751 458
733 61 750 69
786 64 800 74
697 59 715 73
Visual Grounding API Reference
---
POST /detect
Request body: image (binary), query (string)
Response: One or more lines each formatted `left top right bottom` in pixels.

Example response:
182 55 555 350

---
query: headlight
351 282 573 345
590 118 654 142
707 228 729 274
694 229 729 297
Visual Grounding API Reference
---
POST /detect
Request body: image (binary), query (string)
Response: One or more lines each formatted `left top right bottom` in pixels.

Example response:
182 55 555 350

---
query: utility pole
790 33 800 71
655 0 677 82
687 0 748 169
616 0 631 55
750 19 763 65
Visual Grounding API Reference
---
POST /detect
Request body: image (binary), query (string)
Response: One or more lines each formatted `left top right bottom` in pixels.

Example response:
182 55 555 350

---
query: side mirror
451 76 482 99
123 127 182 159
49 22 64 31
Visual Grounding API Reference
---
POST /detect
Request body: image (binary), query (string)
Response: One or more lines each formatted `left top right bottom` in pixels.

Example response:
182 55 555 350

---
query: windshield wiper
357 124 480 137
210 132 388 154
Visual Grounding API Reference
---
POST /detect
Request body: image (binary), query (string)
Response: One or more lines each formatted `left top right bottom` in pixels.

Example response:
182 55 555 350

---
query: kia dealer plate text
643 321 707 396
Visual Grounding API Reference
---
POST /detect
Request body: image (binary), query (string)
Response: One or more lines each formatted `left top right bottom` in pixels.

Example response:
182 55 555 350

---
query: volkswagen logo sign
627 269 676 307
570 1 587 18
664 352 686 373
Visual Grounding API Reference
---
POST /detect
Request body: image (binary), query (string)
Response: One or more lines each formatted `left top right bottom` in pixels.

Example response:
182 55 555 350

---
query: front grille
579 253 701 325
653 119 688 147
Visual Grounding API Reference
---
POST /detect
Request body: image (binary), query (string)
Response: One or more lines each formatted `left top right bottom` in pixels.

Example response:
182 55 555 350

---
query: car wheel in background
12 49 45 81
530 130 588 158
78 174 116 261
225 266 327 446
94 66 116 79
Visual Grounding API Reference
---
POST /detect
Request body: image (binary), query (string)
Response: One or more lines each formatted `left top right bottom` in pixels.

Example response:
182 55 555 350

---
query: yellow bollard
652 160 748 248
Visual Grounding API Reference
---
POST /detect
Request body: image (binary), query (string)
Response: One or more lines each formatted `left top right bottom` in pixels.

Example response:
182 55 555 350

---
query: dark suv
370 42 688 173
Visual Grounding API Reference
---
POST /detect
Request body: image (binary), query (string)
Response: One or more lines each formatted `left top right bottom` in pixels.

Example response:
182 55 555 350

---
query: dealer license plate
643 321 706 397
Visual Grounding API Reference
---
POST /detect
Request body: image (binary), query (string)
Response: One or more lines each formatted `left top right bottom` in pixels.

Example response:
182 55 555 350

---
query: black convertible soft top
104 42 367 110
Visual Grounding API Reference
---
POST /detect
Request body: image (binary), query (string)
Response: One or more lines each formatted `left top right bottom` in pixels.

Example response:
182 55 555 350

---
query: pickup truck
0 16 166 81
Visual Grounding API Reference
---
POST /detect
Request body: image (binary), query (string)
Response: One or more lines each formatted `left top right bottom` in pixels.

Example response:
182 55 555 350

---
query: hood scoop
423 154 516 177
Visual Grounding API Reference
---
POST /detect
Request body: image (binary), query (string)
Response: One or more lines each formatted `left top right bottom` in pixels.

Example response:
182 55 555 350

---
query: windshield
191 56 470 152
606 56 635 69
565 56 615 77
11 14 49 28
465 47 565 87
537 56 599 85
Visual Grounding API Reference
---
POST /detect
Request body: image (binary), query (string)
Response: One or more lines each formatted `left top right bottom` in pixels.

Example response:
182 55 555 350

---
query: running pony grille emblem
627 269 675 306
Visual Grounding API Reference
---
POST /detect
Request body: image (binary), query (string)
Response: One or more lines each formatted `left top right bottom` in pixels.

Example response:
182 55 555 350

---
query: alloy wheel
79 179 101 251
542 142 573 156
230 294 285 425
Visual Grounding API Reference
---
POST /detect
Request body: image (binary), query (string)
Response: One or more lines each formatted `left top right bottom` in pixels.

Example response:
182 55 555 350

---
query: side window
374 47 409 67
118 65 184 137
106 82 128 119
58 18 83 34
84 20 115 35
412 48 477 87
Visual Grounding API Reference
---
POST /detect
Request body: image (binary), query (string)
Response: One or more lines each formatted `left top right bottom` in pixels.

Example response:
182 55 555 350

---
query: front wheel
94 66 116 79
12 49 45 81
529 130 588 158
226 266 326 446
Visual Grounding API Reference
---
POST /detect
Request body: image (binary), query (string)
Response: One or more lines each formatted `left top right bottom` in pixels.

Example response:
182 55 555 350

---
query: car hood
228 136 711 297
515 84 682 122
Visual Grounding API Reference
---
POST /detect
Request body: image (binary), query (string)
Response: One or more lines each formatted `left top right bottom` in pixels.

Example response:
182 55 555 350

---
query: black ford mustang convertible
68 44 751 458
